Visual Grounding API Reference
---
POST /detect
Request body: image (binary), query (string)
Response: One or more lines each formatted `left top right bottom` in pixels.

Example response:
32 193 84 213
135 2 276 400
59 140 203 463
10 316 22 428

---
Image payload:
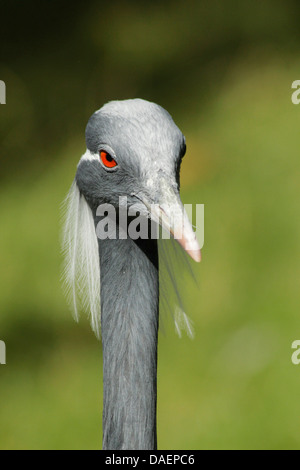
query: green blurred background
1 0 300 450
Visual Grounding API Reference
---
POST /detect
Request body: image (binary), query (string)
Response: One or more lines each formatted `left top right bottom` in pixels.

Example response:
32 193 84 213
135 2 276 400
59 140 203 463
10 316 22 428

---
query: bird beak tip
175 235 202 263
188 248 202 263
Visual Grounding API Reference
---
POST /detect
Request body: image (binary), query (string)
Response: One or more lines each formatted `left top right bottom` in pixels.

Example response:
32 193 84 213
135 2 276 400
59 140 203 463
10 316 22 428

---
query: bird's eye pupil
100 150 118 169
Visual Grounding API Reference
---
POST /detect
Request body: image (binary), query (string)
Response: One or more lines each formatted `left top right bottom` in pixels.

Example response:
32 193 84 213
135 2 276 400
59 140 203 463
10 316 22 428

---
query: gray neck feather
98 228 159 450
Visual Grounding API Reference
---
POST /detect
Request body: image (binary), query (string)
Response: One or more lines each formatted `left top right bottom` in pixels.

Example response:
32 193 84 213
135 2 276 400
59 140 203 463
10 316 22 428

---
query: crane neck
98 226 159 450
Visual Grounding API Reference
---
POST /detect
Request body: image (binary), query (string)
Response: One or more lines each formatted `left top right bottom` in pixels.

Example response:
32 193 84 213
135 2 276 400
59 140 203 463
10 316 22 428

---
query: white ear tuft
61 181 101 339
174 307 194 339
158 238 195 339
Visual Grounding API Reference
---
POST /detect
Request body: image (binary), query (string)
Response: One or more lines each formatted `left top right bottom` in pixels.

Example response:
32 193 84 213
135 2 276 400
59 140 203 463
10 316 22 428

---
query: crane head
75 98 201 262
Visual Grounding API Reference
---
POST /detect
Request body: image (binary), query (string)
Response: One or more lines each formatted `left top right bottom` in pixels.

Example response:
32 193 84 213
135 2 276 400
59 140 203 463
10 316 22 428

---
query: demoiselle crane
62 98 201 450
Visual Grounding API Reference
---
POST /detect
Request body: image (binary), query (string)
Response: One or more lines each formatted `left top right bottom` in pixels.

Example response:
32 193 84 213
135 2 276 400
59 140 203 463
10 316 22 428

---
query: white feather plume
158 238 195 339
61 182 194 340
61 181 101 338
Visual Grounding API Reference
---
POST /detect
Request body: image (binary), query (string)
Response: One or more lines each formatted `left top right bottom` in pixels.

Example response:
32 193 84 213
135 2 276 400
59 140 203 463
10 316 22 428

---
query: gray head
75 98 200 261
76 99 185 208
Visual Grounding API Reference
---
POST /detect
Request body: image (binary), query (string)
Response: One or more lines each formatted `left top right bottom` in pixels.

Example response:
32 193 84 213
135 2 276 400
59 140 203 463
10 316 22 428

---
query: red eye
100 150 118 169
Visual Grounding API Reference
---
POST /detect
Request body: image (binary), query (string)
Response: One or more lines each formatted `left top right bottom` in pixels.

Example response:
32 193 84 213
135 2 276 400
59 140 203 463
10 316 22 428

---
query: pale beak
141 179 201 263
